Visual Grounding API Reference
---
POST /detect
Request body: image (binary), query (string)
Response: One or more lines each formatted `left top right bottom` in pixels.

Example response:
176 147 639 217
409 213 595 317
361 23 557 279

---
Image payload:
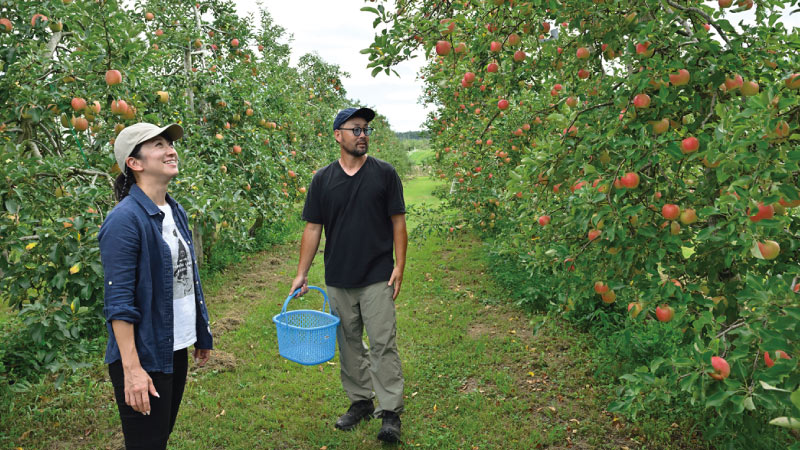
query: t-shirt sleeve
386 167 405 216
301 174 323 224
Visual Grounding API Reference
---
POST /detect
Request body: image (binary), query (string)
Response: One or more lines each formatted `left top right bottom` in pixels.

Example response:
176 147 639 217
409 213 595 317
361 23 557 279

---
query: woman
99 122 212 449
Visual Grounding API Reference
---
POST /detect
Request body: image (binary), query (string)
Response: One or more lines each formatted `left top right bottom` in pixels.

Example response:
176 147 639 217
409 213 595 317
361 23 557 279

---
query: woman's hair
113 143 143 202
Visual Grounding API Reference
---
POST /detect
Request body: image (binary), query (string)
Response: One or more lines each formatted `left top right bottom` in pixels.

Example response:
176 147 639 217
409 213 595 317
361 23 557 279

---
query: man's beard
344 141 368 157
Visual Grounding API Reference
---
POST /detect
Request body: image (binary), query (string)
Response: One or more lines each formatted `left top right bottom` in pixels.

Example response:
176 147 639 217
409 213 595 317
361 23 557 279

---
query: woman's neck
136 178 169 206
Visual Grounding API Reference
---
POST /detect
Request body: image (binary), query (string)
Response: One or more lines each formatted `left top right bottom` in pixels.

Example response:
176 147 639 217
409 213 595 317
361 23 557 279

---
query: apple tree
362 0 799 444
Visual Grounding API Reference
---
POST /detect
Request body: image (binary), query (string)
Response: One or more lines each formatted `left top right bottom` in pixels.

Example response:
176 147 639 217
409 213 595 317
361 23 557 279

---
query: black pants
108 348 189 450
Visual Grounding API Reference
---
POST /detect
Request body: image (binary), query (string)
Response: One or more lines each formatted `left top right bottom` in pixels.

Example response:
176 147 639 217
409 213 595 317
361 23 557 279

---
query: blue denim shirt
98 184 212 373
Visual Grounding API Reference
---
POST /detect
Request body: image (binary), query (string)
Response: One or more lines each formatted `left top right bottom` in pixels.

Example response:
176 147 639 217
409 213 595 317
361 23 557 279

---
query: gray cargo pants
327 281 404 416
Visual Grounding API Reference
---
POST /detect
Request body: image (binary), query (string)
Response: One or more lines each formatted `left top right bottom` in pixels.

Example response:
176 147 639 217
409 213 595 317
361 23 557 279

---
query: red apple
679 208 697 225
724 74 743 91
655 304 674 322
454 42 467 53
588 229 602 241
633 93 651 109
594 281 609 294
105 69 122 86
487 62 499 73
779 197 800 208
740 80 759 96
577 68 590 79
648 118 669 134
764 350 791 368
620 172 640 188
600 290 616 304
669 69 690 86
538 215 551 226
230 38 239 47
464 72 476 83
718 0 732 8
576 47 590 59
490 41 502 52
635 42 653 57
145 12 155 20
435 40 451 56
627 302 643 318
70 97 87 111
680 136 699 154
31 13 47 27
748 202 774 223
71 116 89 131
756 240 780 260
785 74 800 90
565 96 578 108
662 204 680 220
709 356 730 380
513 50 526 62
497 99 509 110
507 33 521 46
0 18 12 33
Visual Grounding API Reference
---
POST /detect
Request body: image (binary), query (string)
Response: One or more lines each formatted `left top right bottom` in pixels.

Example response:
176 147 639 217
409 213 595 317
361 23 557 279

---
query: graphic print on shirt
173 229 192 298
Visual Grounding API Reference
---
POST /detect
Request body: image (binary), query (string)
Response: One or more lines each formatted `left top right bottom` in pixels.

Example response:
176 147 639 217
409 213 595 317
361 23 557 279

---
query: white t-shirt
158 204 197 351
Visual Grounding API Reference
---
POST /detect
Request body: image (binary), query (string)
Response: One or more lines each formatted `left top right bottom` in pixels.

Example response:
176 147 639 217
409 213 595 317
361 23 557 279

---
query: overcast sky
232 0 431 133
232 1 798 133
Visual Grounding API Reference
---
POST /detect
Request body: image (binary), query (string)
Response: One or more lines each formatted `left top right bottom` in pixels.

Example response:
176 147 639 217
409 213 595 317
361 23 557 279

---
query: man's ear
333 130 342 144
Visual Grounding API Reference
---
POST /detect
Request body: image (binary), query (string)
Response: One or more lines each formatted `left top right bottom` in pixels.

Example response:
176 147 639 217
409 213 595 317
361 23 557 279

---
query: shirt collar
129 184 177 216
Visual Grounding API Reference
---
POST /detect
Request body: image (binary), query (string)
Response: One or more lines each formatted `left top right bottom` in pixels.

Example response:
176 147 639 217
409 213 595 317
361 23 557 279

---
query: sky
232 1 799 133
232 1 431 133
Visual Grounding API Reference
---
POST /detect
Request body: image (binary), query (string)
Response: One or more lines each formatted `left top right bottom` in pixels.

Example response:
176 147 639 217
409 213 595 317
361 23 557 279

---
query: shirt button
108 281 113 285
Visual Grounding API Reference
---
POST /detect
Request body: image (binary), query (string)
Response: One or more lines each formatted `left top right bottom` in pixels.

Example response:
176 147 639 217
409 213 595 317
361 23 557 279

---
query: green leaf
791 388 800 410
759 380 790 392
769 417 800 429
4 198 19 213
360 6 380 14
743 396 755 411
705 389 733 407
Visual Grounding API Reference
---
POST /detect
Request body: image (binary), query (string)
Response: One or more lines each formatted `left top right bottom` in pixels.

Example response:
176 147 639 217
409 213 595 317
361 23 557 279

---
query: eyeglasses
338 127 374 136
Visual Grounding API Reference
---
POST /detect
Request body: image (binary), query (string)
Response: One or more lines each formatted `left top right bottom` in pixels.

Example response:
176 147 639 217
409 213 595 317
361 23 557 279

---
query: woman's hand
194 348 211 367
123 365 159 415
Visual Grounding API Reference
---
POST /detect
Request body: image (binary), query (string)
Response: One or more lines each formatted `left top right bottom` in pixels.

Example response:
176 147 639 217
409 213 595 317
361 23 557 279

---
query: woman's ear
126 156 143 173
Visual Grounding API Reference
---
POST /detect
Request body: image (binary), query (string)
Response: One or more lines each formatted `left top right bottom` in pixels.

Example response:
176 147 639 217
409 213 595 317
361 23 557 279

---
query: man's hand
290 274 309 296
388 266 403 301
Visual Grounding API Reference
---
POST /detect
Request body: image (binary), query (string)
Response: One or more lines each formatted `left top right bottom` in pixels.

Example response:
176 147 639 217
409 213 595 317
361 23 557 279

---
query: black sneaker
377 411 401 443
335 400 375 431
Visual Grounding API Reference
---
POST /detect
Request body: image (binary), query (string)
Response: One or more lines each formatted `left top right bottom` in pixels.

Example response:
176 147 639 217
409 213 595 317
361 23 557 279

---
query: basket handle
280 285 332 316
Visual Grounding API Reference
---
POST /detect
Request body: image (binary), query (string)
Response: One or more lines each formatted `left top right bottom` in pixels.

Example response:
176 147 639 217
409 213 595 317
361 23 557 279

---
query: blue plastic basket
272 286 340 365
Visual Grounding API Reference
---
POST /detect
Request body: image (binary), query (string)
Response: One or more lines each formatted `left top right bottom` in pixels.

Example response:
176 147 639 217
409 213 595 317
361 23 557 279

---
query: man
289 107 407 443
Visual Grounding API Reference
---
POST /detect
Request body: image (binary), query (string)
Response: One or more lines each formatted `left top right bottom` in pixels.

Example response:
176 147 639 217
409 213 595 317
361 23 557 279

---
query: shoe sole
335 416 371 431
377 429 400 443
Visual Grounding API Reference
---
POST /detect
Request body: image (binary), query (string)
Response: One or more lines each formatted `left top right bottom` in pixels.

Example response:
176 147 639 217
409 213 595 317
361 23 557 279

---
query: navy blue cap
333 107 375 131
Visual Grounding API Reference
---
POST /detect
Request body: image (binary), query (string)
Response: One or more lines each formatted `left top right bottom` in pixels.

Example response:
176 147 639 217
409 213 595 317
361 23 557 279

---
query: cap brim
350 107 375 122
134 123 184 147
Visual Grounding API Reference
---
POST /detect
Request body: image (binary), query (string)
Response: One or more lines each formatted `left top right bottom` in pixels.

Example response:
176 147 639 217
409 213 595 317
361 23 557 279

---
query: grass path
2 176 703 449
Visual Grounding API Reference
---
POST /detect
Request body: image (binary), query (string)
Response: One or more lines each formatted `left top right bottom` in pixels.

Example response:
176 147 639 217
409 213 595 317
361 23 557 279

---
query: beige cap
114 122 184 172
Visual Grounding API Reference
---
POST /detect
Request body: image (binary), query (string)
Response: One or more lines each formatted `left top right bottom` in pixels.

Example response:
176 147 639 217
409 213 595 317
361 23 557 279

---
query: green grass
408 147 434 167
404 175 445 231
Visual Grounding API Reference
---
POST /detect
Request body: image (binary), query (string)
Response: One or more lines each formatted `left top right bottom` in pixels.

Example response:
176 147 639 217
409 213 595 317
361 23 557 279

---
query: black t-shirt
302 156 405 288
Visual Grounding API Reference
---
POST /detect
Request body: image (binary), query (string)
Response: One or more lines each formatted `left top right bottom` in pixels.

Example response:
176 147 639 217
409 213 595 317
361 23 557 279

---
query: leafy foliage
362 0 800 445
